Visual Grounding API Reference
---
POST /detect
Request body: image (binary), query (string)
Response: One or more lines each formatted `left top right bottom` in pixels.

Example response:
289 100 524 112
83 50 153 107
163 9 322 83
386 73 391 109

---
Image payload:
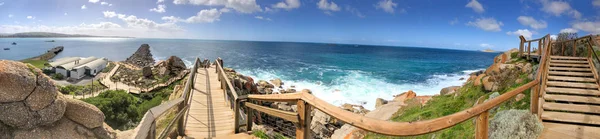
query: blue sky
0 0 599 51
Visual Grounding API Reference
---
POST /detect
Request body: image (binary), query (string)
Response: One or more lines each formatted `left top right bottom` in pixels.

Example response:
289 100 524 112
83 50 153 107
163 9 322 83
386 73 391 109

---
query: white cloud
465 0 484 13
449 18 459 25
550 35 557 40
594 0 600 7
161 9 223 23
174 0 262 13
345 6 365 18
375 0 399 14
517 16 547 29
64 13 68 16
150 5 167 13
572 21 600 34
220 8 231 13
8 14 13 18
272 0 301 10
480 43 494 48
103 11 117 18
254 16 272 21
26 16 35 19
317 0 340 12
0 22 187 38
466 17 503 32
89 0 99 3
506 29 536 39
157 0 165 4
0 2 4 6
559 28 578 33
81 5 87 9
109 4 112 6
118 15 182 31
540 0 581 19
101 2 109 6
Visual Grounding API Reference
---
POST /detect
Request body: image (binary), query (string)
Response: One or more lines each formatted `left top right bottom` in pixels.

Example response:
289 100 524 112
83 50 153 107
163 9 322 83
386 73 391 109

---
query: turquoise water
0 38 499 109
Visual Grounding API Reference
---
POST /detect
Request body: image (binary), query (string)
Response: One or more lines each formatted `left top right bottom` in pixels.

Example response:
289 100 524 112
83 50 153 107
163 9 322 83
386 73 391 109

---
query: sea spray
237 68 483 110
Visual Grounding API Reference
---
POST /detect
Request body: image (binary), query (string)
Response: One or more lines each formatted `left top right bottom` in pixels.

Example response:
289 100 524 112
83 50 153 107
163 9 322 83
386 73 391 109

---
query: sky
0 0 599 51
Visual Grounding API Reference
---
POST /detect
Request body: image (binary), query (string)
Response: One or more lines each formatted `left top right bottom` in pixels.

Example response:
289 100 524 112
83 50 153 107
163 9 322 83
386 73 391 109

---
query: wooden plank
244 102 299 123
296 100 306 139
548 67 591 72
550 63 590 67
539 122 600 139
475 111 489 139
546 81 598 89
544 94 600 105
548 71 594 77
550 60 589 64
543 102 600 114
545 87 600 96
541 111 600 125
550 56 587 60
547 76 596 82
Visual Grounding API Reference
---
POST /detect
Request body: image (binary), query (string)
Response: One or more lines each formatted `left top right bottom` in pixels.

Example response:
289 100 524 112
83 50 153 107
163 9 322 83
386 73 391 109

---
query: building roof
57 56 97 70
74 58 108 69
47 57 80 67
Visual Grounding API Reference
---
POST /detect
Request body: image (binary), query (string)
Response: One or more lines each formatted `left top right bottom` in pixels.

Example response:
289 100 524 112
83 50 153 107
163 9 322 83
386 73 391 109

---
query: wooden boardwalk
184 66 236 138
539 56 600 138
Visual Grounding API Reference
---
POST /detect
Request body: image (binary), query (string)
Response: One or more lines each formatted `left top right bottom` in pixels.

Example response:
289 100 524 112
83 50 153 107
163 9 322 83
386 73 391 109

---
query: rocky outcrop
440 86 460 96
142 67 152 78
393 90 417 102
0 60 116 139
157 56 187 76
125 44 155 68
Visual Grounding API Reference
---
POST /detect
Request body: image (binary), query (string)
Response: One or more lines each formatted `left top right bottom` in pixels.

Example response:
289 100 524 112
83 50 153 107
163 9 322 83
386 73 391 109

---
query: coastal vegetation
102 62 116 73
58 81 107 95
366 52 536 139
82 79 182 130
22 59 47 69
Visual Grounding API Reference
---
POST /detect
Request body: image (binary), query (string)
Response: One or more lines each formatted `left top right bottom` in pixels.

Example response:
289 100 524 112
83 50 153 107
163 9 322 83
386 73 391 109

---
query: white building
46 56 109 80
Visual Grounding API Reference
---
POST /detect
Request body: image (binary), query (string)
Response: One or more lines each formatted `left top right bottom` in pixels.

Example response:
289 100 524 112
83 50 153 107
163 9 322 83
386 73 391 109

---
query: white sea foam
237 68 484 110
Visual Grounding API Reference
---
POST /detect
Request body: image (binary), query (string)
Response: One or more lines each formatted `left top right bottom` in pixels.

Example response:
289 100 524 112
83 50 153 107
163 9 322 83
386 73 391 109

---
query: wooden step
548 71 594 77
214 133 256 139
185 129 234 137
541 111 600 125
551 59 589 64
544 94 600 105
545 87 600 96
550 56 588 60
547 76 596 82
543 102 600 114
549 67 592 72
538 122 600 139
547 81 599 89
550 63 590 68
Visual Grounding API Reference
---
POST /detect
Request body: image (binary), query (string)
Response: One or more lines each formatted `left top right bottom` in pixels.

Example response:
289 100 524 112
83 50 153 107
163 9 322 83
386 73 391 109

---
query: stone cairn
0 60 116 139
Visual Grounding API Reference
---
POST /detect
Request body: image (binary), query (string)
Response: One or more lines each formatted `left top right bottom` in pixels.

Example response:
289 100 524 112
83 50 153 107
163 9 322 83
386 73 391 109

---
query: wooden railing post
538 40 542 55
528 41 532 60
531 83 539 115
296 100 309 139
475 111 489 139
246 104 253 132
519 35 526 57
234 98 241 133
574 40 578 57
149 121 156 139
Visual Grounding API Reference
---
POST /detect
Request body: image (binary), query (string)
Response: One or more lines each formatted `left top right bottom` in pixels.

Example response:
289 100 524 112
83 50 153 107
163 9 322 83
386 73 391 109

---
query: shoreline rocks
125 44 155 68
0 60 116 139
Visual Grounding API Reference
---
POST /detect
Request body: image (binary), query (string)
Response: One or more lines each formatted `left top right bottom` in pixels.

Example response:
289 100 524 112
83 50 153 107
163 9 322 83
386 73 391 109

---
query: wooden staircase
539 56 600 138
184 66 236 138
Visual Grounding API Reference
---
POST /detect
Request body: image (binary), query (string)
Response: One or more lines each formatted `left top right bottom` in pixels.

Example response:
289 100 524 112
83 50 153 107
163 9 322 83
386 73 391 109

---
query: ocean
0 38 499 109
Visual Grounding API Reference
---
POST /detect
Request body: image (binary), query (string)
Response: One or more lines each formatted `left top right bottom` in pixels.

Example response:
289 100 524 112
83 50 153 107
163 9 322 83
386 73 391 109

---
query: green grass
102 62 116 73
22 59 48 69
58 80 108 95
365 66 534 139
252 129 288 139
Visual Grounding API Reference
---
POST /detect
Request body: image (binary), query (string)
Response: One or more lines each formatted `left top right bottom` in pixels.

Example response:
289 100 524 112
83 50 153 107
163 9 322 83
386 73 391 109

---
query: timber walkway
132 35 600 139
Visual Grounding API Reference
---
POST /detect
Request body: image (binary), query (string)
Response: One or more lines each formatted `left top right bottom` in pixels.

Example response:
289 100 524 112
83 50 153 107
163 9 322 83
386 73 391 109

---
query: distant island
481 48 495 52
0 32 133 38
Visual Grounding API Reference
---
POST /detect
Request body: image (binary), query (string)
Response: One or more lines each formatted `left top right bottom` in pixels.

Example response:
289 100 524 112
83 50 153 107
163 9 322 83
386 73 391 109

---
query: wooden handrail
244 81 537 136
215 59 239 101
133 57 200 139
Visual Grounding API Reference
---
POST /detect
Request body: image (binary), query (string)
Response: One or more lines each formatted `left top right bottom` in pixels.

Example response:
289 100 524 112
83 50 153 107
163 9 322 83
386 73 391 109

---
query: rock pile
0 60 116 139
467 48 533 92
156 56 187 76
125 44 155 68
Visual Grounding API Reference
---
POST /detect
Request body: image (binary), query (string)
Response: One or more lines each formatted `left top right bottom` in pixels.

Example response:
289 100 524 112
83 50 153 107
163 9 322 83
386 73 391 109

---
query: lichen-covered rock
474 74 486 86
440 86 460 95
0 122 12 139
47 118 96 139
393 90 416 102
375 98 387 108
270 78 282 88
37 94 67 125
13 127 52 139
489 109 543 139
142 66 152 78
93 123 117 139
25 68 59 111
64 99 105 128
0 102 39 129
0 60 36 103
